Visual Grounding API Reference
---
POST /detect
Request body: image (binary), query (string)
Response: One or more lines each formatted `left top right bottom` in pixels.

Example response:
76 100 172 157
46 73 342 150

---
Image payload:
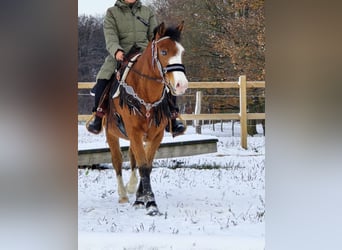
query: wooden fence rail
78 76 265 149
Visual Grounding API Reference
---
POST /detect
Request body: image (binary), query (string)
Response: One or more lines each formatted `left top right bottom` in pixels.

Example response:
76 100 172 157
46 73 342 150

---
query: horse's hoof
118 197 129 203
146 206 162 216
146 201 161 216
133 200 145 209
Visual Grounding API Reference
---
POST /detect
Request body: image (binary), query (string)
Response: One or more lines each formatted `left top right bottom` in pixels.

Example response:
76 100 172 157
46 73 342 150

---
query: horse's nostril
176 83 180 88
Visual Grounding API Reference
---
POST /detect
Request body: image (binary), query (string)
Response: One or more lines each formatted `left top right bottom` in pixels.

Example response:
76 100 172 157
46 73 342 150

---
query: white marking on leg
117 175 128 203
126 168 138 194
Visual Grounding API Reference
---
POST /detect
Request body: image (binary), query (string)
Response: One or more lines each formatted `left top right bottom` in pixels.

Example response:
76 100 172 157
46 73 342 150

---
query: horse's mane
153 25 182 42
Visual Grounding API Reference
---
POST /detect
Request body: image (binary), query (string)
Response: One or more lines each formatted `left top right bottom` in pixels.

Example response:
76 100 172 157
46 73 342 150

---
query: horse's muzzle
169 79 188 96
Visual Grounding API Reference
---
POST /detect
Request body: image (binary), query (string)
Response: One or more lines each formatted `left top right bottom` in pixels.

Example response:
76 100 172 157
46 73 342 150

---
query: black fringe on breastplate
119 85 171 127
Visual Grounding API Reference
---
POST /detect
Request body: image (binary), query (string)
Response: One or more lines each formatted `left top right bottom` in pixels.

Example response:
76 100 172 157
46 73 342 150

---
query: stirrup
168 116 186 137
86 113 103 134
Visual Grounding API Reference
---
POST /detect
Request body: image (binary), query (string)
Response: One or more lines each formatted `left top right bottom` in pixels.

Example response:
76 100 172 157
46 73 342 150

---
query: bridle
151 36 186 78
128 36 186 94
117 36 186 119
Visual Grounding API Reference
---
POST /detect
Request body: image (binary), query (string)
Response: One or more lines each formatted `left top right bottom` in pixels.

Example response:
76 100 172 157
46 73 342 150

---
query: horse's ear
155 22 166 39
176 21 184 32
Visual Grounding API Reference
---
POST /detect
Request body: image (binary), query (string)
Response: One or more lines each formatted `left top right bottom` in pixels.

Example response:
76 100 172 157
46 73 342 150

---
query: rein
128 66 164 83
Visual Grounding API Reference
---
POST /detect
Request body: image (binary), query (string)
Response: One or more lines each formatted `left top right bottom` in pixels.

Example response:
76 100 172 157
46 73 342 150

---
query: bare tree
78 15 106 81
205 0 265 80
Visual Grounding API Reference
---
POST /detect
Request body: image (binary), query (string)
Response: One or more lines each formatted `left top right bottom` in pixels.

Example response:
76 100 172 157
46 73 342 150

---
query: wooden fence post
239 75 247 149
194 91 202 134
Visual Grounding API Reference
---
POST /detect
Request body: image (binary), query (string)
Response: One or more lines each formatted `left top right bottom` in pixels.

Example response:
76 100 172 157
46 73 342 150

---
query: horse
104 21 188 215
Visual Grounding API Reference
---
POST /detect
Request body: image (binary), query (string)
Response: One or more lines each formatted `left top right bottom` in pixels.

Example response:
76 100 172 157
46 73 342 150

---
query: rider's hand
115 50 125 61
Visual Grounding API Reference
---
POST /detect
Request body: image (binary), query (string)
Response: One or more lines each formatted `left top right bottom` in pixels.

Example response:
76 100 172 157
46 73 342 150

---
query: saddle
95 45 143 136
96 44 143 117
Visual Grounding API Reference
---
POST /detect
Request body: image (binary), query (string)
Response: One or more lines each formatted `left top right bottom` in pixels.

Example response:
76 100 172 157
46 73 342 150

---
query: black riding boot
165 94 186 137
166 118 186 137
87 79 109 134
87 116 103 134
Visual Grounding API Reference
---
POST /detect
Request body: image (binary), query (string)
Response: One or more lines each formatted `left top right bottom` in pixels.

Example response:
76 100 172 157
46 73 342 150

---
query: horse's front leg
139 132 164 215
133 176 145 208
145 131 164 166
126 147 138 194
129 136 160 215
132 165 154 209
139 165 160 215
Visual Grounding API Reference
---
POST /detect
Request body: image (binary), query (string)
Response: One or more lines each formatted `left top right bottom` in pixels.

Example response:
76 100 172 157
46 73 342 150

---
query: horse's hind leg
126 147 138 194
106 135 128 203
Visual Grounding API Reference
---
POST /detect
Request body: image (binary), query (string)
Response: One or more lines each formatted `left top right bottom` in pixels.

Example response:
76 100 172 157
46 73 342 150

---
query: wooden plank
247 113 266 119
181 113 241 120
239 76 247 149
79 115 92 122
78 82 239 89
78 138 218 166
79 113 265 121
78 151 113 166
189 81 265 89
78 82 95 89
78 81 265 89
188 82 239 89
246 81 265 88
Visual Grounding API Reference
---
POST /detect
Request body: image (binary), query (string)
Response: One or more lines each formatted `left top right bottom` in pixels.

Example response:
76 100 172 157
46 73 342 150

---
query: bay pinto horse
104 22 188 215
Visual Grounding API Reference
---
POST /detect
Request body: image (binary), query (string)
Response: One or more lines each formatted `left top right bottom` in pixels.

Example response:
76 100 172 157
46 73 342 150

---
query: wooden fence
78 75 265 149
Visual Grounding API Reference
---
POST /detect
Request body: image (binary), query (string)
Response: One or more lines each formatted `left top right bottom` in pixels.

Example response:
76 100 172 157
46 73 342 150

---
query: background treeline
78 15 106 82
78 0 265 134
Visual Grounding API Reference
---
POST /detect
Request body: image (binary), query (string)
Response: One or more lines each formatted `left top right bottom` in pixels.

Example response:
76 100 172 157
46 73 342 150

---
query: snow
78 121 265 249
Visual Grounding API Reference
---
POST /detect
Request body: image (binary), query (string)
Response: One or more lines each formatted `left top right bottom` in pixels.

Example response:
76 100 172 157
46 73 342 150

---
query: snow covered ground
78 121 265 250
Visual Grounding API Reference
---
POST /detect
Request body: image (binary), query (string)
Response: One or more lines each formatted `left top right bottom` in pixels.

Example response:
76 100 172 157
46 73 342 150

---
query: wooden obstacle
78 135 218 166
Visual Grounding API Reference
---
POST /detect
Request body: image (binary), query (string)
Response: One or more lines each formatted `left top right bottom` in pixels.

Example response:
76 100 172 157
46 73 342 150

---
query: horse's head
152 22 188 96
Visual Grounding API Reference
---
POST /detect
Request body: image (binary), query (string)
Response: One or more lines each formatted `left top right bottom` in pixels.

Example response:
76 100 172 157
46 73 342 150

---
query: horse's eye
160 50 167 56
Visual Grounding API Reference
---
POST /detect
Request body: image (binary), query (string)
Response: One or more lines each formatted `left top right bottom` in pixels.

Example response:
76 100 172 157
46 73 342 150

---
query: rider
87 0 186 137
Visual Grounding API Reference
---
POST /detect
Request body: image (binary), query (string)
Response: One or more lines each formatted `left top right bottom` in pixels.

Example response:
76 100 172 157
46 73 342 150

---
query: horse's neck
128 52 164 102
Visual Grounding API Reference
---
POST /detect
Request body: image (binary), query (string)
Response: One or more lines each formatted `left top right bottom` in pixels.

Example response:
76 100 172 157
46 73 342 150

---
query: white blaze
168 42 188 95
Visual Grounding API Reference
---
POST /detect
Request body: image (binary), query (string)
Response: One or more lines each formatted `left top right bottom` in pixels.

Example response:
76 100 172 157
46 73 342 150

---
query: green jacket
97 0 158 80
